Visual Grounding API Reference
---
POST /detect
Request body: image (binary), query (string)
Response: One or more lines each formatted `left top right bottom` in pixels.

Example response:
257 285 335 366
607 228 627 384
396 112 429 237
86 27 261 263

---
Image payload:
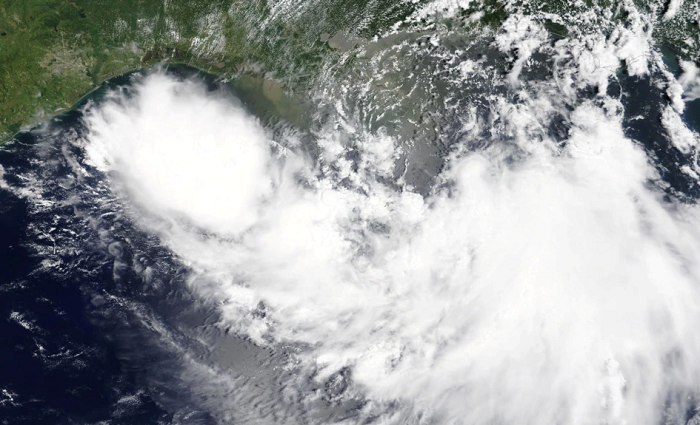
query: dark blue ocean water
0 131 173 423
0 64 698 424
0 69 229 424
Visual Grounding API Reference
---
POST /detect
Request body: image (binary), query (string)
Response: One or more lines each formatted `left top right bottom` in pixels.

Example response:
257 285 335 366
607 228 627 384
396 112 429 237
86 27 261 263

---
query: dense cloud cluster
82 68 700 424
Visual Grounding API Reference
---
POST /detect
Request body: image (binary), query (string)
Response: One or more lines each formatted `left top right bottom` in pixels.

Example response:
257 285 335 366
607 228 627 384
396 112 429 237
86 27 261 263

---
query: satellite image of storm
1 0 700 424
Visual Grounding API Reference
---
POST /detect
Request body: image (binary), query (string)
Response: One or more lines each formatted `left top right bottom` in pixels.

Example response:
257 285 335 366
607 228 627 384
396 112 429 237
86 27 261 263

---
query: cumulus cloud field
82 71 700 425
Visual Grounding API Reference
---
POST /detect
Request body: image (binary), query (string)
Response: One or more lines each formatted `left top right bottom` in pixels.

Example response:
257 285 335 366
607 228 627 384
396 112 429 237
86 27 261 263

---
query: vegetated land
0 0 698 143
0 0 422 143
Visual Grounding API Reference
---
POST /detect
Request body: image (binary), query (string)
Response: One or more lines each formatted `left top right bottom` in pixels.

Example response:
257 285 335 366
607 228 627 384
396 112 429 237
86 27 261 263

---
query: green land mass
0 0 419 142
1 0 698 143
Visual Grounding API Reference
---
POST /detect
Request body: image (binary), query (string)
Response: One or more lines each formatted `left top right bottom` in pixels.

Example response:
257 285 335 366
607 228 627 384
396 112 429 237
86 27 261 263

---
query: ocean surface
3 4 700 424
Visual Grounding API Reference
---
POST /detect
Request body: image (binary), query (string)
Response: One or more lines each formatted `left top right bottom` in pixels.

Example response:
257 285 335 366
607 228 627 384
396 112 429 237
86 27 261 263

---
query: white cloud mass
83 72 700 425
